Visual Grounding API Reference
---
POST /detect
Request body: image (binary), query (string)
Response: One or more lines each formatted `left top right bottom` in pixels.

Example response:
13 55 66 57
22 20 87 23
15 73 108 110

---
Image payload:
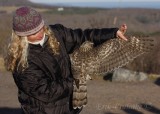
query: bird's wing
69 36 154 109
86 36 154 75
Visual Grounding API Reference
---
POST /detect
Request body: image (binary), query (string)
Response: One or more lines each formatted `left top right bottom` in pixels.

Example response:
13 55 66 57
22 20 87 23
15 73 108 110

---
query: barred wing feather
69 36 154 109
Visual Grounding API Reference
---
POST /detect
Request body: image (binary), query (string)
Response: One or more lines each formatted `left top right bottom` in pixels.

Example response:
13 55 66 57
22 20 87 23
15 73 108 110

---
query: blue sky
29 0 160 3
29 0 160 9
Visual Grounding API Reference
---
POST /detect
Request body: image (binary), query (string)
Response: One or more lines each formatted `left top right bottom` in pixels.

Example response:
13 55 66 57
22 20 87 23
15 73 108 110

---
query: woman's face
27 27 45 42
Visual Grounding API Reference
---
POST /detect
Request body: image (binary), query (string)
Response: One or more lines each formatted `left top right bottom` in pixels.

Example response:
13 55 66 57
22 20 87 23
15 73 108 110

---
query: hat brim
15 20 44 37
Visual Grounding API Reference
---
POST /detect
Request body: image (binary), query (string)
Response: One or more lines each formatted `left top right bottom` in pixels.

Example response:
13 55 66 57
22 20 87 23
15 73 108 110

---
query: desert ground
0 71 160 114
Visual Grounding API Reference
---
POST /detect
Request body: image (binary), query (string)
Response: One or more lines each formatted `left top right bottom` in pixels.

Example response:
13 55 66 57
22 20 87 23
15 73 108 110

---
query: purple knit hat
13 6 44 36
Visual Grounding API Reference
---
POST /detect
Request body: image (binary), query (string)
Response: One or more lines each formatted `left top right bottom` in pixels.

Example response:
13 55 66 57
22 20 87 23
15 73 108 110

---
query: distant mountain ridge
0 0 53 8
0 0 32 6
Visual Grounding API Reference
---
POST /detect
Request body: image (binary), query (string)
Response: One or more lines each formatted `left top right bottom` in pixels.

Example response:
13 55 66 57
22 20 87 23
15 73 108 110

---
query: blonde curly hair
4 26 60 72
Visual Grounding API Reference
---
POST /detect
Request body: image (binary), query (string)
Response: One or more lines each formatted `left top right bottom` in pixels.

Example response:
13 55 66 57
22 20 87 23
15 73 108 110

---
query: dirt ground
0 71 160 114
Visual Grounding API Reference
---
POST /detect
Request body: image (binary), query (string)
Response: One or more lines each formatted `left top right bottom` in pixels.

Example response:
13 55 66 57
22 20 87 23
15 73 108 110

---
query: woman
4 6 127 114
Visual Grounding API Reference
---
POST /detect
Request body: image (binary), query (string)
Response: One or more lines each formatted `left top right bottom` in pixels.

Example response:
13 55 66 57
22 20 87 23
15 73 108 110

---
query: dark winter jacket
12 24 118 114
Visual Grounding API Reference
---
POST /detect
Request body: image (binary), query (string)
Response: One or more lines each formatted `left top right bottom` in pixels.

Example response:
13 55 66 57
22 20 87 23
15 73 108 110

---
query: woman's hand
116 24 128 41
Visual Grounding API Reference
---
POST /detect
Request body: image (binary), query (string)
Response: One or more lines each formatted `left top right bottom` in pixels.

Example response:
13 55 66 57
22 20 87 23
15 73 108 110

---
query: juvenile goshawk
69 36 154 109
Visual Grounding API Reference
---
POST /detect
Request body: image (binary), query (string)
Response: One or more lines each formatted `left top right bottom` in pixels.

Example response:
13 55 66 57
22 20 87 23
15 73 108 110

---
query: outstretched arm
50 24 125 53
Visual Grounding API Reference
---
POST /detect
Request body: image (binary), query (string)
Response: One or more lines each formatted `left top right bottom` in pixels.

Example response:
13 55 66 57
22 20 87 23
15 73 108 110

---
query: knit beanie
13 6 44 36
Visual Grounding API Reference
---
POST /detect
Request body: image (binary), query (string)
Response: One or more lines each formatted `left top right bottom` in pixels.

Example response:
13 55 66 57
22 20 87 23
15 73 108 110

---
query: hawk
69 36 154 109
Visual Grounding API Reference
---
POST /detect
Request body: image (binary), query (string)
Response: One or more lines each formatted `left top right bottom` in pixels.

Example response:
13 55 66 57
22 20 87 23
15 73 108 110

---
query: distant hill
0 0 32 6
0 0 53 8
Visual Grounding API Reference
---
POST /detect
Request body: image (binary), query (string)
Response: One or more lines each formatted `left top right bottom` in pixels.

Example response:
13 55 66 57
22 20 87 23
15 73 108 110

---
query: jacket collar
28 35 49 50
